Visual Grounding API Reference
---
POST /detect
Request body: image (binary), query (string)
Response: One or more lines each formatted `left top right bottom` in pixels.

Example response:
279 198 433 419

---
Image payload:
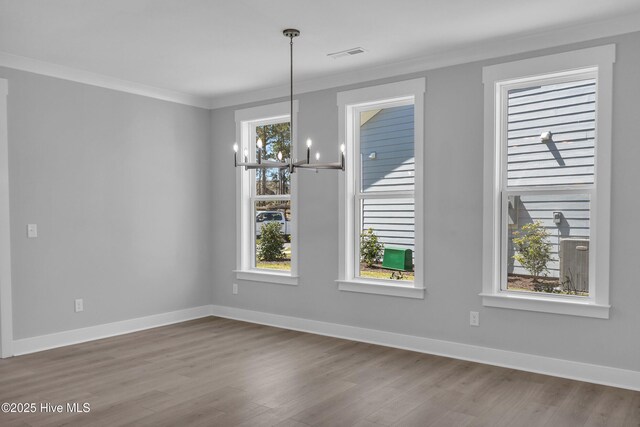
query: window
337 79 425 299
235 101 298 285
482 45 615 318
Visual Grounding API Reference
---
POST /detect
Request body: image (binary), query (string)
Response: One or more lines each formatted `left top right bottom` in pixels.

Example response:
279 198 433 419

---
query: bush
257 222 285 261
360 228 383 267
512 221 552 291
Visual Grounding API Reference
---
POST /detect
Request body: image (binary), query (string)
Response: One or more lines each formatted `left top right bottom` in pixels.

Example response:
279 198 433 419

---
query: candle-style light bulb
306 138 312 148
243 148 248 157
233 143 239 167
315 152 320 161
277 151 283 161
257 138 263 149
340 144 345 153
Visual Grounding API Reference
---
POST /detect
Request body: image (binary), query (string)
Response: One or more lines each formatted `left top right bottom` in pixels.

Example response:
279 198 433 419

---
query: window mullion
254 194 291 202
503 187 595 196
356 191 415 200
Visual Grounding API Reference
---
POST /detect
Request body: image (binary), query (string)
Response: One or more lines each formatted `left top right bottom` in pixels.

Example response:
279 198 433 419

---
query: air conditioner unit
559 238 589 292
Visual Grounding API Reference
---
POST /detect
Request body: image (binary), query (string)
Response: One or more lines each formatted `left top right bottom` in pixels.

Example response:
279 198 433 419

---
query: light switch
27 224 38 238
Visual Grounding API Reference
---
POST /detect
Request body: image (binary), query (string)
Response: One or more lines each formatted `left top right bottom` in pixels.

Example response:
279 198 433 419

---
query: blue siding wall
360 105 415 254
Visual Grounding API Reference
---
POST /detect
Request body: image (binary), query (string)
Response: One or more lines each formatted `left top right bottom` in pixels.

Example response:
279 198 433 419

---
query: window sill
337 279 425 299
480 292 610 319
234 270 299 286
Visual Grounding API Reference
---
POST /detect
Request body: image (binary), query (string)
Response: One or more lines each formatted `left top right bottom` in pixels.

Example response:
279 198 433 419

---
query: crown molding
1 11 639 111
209 11 640 109
0 52 211 109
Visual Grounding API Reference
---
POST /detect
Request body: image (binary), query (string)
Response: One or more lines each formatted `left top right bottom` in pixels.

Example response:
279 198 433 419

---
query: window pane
506 193 590 295
255 168 290 196
358 197 414 281
360 105 414 192
255 122 290 196
507 79 596 187
254 199 291 272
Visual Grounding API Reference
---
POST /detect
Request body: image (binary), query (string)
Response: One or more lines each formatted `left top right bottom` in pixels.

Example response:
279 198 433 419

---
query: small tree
512 221 552 290
257 222 285 262
360 228 384 267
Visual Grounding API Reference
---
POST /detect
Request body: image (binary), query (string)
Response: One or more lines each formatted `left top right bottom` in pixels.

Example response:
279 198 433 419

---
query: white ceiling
2 0 640 106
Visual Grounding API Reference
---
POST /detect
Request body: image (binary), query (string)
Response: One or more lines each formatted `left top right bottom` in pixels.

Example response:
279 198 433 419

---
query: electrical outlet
75 299 84 313
469 311 479 326
27 224 38 238
232 283 238 295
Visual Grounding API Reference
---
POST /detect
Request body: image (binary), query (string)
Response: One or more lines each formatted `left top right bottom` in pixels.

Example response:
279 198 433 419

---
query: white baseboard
12 305 213 356
11 304 639 391
210 305 640 392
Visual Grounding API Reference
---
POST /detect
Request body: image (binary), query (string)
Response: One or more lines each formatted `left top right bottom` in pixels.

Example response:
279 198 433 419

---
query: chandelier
233 29 345 173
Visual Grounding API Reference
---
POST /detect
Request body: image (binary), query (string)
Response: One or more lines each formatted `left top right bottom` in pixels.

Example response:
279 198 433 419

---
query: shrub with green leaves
257 222 285 262
360 228 384 267
512 221 552 289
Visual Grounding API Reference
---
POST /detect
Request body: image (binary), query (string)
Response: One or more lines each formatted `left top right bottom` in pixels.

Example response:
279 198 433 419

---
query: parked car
256 211 290 237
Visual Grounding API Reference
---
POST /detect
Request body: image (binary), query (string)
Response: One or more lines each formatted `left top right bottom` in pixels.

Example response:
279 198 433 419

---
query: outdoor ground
507 274 588 296
256 242 291 271
360 263 414 281
256 260 291 271
254 248 415 282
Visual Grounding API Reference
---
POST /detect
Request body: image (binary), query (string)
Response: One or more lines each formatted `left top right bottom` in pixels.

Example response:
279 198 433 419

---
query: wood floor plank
0 317 636 426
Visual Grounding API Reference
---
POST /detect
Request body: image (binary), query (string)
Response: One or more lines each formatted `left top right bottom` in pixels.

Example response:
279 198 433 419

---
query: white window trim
234 101 299 286
0 78 13 358
337 78 426 299
481 45 615 318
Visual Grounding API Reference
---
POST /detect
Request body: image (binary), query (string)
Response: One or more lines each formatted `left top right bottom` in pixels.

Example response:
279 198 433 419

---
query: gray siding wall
507 80 595 278
508 194 590 277
360 105 415 253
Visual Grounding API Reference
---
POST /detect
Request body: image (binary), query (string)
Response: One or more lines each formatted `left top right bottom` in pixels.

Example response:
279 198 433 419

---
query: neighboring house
360 105 415 255
507 79 595 280
361 81 594 281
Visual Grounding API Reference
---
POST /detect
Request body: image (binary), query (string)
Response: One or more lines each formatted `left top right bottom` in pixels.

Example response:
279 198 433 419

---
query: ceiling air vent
327 47 366 59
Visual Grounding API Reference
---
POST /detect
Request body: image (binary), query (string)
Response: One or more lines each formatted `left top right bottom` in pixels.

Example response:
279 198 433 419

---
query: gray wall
1 67 213 339
211 31 640 372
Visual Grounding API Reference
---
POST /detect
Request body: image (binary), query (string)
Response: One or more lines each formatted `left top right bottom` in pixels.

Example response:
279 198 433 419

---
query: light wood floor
0 317 638 427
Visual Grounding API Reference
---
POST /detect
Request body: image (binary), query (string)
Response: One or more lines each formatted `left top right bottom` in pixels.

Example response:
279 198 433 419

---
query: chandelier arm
236 161 289 170
295 162 345 171
232 29 344 173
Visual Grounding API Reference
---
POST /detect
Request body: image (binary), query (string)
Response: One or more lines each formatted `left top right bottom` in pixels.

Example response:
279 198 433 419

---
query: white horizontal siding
362 198 415 254
507 78 596 188
509 102 595 122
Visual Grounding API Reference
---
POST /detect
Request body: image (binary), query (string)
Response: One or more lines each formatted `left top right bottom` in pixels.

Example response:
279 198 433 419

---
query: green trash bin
382 247 413 271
